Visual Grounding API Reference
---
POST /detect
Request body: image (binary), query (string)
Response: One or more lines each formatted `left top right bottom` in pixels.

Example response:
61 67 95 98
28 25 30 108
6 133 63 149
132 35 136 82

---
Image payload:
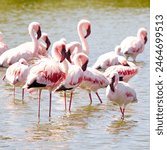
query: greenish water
0 1 149 150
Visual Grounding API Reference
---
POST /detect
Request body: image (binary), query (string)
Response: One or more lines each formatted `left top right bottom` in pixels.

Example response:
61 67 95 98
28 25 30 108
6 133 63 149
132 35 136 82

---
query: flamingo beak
84 25 91 38
66 50 72 63
81 60 88 71
110 76 115 92
144 36 147 44
60 46 66 63
46 37 51 50
37 27 42 40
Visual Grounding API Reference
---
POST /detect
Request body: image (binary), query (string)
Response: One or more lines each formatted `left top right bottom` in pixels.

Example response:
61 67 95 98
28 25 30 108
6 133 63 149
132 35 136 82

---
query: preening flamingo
92 45 129 70
55 52 89 111
120 27 148 61
0 32 8 55
0 22 42 67
23 40 67 121
3 58 29 101
106 71 137 120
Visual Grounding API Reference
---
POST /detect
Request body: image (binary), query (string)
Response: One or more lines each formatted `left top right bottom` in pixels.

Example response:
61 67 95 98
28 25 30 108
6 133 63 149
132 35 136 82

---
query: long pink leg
49 91 52 118
69 91 73 112
64 91 67 110
89 92 92 104
38 89 42 123
13 86 16 100
22 89 24 102
95 92 103 103
120 107 125 120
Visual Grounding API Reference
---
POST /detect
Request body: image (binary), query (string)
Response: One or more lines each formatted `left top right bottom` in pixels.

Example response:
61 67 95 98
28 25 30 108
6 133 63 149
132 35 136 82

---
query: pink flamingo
55 52 89 111
3 58 29 101
106 71 137 120
103 62 138 82
0 32 8 55
0 22 42 67
92 45 129 70
23 40 67 121
120 27 148 61
79 67 109 104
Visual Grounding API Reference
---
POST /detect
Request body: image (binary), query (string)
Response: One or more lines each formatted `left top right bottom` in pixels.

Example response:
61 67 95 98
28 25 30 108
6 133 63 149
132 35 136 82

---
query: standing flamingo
106 71 137 120
55 52 89 111
3 58 29 101
0 22 42 67
120 27 148 61
79 67 109 104
0 32 8 55
92 45 129 70
23 40 67 121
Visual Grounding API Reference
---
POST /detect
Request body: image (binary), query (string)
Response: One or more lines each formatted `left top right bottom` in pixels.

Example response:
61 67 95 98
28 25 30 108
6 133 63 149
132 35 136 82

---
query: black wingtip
27 80 46 89
55 85 73 92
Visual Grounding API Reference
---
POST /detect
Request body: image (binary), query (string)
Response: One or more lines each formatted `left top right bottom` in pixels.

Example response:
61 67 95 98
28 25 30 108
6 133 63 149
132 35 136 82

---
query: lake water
0 1 149 149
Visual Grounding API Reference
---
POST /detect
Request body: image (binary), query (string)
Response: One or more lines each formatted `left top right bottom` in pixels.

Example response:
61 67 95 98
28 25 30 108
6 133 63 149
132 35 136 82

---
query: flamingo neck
77 25 89 55
60 60 69 74
29 28 39 55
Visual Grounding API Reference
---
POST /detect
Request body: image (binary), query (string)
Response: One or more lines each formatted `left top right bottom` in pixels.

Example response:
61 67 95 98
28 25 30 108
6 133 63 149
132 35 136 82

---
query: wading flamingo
55 52 89 111
0 22 42 67
106 71 137 120
120 27 148 61
3 58 29 101
23 40 67 121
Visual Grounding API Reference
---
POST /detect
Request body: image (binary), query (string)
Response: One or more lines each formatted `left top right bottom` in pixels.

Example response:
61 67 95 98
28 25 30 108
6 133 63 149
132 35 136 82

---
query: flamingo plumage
0 22 42 67
23 40 67 121
106 71 137 120
120 27 148 61
0 32 8 55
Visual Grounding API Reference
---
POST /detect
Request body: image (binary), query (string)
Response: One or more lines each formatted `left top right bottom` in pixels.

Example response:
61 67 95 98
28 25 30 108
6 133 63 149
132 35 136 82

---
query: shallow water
0 1 149 150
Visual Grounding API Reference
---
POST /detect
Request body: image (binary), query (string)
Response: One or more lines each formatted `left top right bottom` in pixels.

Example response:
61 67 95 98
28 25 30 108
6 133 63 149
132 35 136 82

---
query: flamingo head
118 56 129 66
29 22 42 40
137 27 147 44
78 19 91 38
60 44 67 63
41 32 51 50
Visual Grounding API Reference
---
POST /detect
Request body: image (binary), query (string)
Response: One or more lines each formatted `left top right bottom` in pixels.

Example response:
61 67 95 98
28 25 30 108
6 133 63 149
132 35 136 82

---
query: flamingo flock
0 19 147 121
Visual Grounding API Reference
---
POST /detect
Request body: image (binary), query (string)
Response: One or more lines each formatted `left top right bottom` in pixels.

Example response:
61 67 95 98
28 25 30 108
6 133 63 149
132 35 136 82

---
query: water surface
0 1 149 150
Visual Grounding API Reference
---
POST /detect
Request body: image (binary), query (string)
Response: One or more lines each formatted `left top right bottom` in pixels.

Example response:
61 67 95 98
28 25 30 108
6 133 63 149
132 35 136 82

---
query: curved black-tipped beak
81 60 88 71
119 76 123 81
66 50 72 63
110 76 115 92
144 36 147 44
123 62 130 66
37 27 42 40
46 37 51 50
60 46 66 63
84 25 91 38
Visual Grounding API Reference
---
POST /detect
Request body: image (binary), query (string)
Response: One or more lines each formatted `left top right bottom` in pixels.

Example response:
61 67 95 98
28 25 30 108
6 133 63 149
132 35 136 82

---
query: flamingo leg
38 89 42 123
22 88 24 103
69 91 73 112
49 91 52 118
120 106 125 120
13 86 16 101
95 92 103 103
88 92 92 104
64 91 67 110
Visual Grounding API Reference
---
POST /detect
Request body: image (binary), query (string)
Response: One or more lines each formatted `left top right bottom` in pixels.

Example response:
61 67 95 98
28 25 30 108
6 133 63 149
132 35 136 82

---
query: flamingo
0 32 8 55
3 58 29 101
0 22 42 67
120 27 148 61
103 62 138 82
92 45 129 70
55 52 89 111
79 67 109 104
106 71 137 120
23 40 67 121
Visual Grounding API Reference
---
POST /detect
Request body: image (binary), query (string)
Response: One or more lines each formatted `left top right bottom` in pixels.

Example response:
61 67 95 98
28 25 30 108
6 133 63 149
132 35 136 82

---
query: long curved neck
77 25 89 55
29 28 39 55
